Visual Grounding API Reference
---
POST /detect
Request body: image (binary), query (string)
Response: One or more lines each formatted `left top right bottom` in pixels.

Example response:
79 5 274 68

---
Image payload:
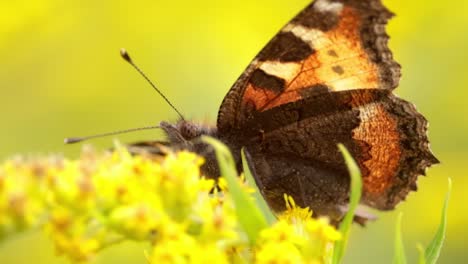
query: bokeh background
1 0 467 263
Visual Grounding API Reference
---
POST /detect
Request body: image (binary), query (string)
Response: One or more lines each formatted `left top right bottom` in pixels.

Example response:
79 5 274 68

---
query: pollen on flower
280 194 313 223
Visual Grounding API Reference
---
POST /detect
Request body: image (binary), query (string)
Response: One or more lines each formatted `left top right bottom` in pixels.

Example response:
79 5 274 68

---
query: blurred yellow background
0 0 466 263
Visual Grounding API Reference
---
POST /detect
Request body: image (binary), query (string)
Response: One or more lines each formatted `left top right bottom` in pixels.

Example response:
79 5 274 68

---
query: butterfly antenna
64 125 161 144
120 48 185 120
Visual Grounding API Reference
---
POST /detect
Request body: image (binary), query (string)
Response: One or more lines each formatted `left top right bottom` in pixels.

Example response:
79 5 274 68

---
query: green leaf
241 148 277 225
393 212 407 264
424 178 451 264
417 244 427 264
202 136 268 244
331 144 363 264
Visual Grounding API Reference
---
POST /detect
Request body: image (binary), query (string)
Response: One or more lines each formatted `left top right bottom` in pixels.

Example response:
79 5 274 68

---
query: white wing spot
283 24 332 50
260 61 301 81
314 0 344 13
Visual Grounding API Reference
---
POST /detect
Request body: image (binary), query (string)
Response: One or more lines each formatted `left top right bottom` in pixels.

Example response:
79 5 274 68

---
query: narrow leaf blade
332 144 363 264
203 137 268 244
393 212 407 264
425 178 451 264
417 244 427 264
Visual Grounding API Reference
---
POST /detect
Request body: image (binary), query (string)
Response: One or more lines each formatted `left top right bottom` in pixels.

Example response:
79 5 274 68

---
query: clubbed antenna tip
64 137 83 144
120 48 132 63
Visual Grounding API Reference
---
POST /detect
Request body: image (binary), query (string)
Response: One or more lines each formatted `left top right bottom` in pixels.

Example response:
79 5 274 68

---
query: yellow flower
150 221 229 264
256 241 303 264
109 203 168 240
279 194 313 224
0 156 52 237
53 234 100 262
193 192 239 244
305 218 341 242
45 207 102 261
258 220 305 245
270 195 341 263
0 145 342 263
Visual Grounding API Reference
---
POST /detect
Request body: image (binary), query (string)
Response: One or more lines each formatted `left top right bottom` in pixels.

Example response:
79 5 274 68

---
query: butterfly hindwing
239 89 437 219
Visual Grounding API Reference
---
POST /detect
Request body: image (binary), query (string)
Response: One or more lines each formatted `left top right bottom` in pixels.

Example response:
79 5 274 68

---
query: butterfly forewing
218 0 400 132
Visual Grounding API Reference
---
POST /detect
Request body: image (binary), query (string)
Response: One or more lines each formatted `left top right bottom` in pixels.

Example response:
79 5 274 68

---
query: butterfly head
176 120 203 140
159 120 217 145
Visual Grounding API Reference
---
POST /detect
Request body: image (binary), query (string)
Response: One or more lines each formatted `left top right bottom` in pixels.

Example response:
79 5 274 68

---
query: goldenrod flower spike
0 146 340 263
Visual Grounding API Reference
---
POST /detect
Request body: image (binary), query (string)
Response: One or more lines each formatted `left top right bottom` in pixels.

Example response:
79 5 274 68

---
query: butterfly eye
179 122 201 140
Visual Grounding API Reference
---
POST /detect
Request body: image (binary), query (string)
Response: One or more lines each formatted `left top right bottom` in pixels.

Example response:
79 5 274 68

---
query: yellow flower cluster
259 196 341 264
0 146 341 263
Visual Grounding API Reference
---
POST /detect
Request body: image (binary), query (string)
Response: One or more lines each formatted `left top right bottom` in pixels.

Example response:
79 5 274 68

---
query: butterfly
124 0 438 224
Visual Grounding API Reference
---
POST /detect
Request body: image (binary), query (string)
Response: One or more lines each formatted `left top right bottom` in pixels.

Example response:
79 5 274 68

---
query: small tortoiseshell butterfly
84 0 440 224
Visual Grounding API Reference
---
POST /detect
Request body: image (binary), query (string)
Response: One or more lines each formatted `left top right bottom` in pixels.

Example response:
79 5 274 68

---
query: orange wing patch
287 8 380 91
243 7 381 112
353 103 400 196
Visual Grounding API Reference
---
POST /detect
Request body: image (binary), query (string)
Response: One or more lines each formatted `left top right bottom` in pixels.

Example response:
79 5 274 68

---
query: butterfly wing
239 89 437 220
218 0 400 132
